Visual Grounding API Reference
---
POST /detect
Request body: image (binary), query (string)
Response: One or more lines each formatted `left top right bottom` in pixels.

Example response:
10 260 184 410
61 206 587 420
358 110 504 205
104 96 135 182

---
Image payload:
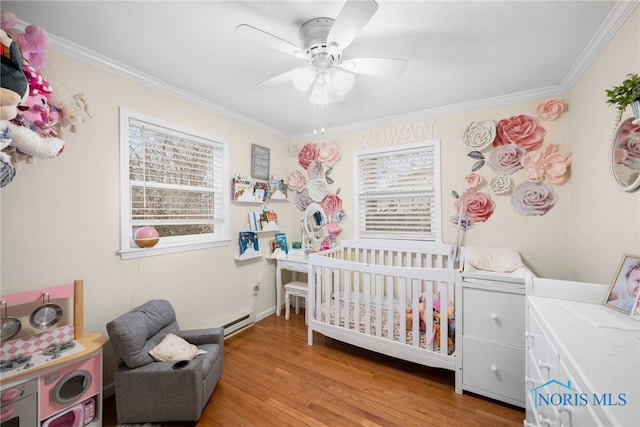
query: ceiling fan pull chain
313 103 318 137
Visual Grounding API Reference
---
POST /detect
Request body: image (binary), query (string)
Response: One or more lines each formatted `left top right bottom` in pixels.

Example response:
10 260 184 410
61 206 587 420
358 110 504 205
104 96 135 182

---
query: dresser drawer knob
491 313 498 320
491 365 498 372
539 415 553 426
537 360 550 370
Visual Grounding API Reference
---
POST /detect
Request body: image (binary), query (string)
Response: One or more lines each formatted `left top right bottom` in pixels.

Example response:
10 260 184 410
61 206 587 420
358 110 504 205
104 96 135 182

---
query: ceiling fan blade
235 24 305 58
257 69 295 87
327 0 379 51
339 58 408 76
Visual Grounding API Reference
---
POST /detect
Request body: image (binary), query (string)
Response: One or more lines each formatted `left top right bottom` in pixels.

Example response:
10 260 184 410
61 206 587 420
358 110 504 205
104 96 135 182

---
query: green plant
606 73 640 111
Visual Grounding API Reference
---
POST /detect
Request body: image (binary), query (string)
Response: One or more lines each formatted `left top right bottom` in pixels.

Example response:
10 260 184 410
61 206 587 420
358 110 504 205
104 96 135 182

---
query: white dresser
456 267 531 407
525 277 640 427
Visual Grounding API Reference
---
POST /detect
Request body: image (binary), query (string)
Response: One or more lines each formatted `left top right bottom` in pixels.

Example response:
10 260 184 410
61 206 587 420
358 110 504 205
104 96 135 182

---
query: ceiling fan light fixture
292 67 316 92
309 84 330 105
331 69 354 96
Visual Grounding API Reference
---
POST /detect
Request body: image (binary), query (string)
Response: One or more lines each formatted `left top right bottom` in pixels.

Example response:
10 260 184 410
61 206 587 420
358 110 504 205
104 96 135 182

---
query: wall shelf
234 251 263 261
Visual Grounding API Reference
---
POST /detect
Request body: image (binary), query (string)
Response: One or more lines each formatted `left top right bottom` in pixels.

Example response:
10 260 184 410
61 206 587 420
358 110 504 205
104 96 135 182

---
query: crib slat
424 290 434 351
398 277 407 345
375 274 382 337
343 268 351 330
411 279 420 348
439 280 449 356
354 269 360 332
364 272 371 335
385 275 393 342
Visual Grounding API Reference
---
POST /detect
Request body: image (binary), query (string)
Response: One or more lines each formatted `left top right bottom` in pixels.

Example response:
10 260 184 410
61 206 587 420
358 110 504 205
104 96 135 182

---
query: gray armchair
106 299 223 424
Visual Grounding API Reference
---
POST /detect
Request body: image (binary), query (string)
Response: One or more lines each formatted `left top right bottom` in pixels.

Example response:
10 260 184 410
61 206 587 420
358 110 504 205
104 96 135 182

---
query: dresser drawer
463 287 525 346
527 392 561 427
462 336 525 404
527 308 560 382
558 360 600 427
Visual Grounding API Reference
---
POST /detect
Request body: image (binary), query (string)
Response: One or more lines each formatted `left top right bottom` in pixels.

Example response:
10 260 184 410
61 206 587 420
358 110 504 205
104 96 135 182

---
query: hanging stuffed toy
1 11 49 69
0 28 28 121
2 120 64 162
0 28 29 186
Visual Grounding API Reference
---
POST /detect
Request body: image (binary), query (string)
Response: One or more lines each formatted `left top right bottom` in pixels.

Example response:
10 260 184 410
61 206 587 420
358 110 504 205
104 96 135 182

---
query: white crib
307 239 460 371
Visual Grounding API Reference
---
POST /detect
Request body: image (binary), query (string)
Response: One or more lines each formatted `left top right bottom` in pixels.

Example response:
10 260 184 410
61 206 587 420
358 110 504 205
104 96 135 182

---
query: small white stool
284 280 308 324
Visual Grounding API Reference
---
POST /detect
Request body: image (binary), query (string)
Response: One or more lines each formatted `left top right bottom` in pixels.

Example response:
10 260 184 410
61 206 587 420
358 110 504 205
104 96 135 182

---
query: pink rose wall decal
493 114 546 152
452 100 572 236
536 99 565 121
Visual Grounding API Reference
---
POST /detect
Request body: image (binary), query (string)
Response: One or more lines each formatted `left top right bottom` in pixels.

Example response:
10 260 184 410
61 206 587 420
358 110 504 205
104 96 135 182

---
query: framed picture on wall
251 144 270 180
604 254 640 317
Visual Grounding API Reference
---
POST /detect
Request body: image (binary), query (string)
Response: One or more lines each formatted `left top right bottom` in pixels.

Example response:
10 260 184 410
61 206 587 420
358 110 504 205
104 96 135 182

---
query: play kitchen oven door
0 378 38 427
40 354 101 424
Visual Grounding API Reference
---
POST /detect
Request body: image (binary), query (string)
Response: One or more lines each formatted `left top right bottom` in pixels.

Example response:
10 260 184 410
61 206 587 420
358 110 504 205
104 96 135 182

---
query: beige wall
0 49 293 382
567 8 640 284
1 7 639 386
293 98 571 278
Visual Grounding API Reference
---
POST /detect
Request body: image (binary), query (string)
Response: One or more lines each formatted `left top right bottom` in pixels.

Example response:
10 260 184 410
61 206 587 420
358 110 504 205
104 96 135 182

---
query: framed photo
604 254 640 318
251 144 270 180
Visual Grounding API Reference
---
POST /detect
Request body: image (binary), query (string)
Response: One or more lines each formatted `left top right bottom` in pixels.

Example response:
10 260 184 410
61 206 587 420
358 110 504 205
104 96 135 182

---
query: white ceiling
3 1 633 139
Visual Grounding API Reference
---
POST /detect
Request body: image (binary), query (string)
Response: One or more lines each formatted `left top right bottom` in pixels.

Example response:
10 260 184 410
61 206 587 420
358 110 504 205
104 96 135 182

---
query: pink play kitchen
0 280 106 427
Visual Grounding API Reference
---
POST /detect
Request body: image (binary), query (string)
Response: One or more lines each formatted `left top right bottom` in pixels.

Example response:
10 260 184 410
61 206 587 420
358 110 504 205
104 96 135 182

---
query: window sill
118 239 231 260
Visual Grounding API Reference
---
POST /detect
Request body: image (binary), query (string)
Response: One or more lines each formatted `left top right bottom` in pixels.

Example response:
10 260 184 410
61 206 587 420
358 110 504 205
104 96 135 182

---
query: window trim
353 139 443 243
118 108 230 260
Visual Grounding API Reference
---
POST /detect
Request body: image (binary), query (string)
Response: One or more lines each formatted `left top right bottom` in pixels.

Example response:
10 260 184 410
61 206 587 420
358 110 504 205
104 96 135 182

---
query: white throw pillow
149 333 198 362
465 246 524 273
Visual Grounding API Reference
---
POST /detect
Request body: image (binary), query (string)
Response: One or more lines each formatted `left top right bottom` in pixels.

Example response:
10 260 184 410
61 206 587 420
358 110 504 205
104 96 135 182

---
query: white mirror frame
610 114 640 192
303 202 327 243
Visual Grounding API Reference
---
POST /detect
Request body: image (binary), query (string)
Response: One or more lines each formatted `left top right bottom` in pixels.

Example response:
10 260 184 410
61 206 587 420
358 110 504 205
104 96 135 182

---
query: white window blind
119 109 229 259
355 140 442 242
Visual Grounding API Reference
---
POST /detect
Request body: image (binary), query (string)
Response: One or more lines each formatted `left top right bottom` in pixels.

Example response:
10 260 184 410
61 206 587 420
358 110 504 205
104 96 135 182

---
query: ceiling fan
236 0 408 105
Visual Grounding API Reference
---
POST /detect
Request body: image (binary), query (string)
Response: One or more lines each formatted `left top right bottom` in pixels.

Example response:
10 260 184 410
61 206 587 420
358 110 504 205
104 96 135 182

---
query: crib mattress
320 300 455 355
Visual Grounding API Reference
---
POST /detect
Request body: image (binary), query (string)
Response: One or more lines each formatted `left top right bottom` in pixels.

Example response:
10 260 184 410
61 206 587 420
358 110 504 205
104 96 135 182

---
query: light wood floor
103 311 524 426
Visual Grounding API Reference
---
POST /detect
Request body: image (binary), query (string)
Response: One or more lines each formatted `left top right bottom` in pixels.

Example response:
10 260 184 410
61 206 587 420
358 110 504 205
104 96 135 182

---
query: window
119 108 229 259
355 140 442 242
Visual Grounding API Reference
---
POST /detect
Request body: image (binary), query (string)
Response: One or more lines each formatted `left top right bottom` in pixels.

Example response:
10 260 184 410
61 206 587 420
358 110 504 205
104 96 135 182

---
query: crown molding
19 0 637 142
292 85 568 141
293 1 639 141
561 1 639 91
42 29 290 140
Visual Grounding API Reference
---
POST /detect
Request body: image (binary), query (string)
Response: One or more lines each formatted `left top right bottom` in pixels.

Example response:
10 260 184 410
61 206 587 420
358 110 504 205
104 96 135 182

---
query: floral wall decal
493 114 546 151
461 120 496 150
510 181 558 216
536 99 565 121
521 144 572 184
452 99 571 238
287 141 346 250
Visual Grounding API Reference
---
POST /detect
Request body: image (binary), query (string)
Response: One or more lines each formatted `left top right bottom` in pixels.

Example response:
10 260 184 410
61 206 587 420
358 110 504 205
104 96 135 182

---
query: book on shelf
232 174 253 201
275 232 288 254
248 211 259 231
238 231 259 256
249 210 279 231
268 177 287 199
253 182 269 202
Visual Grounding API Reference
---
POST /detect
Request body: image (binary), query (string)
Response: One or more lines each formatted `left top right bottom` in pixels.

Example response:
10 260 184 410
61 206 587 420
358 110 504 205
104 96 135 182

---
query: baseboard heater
222 312 254 337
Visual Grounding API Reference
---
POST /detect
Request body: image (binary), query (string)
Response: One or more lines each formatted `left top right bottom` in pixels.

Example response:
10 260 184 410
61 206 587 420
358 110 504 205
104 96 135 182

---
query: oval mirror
303 203 327 243
610 115 640 192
